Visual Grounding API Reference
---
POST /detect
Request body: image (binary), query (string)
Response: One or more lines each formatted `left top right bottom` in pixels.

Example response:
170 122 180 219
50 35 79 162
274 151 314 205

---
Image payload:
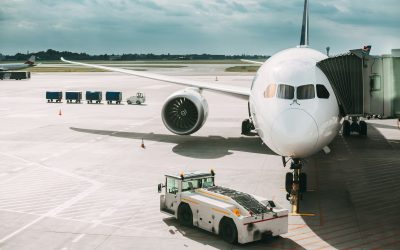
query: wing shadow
70 127 276 159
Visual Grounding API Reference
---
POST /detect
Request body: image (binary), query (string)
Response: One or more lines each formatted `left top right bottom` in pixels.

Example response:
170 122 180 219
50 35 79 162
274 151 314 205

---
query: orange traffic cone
141 138 145 149
58 109 62 116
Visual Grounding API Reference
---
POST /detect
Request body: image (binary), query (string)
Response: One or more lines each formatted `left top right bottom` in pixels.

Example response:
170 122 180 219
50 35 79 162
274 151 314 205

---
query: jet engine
161 88 208 135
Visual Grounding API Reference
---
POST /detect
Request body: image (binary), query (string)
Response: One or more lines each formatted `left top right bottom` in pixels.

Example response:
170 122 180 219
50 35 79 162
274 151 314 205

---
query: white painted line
72 233 85 243
100 208 117 218
11 167 23 172
90 219 102 229
40 157 48 161
0 173 8 177
60 247 68 250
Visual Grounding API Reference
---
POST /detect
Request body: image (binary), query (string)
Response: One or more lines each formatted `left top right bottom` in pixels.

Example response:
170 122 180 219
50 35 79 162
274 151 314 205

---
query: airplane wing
61 57 250 99
240 59 264 65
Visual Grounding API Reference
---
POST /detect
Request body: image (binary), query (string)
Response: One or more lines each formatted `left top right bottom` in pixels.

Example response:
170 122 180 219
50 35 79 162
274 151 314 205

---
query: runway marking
100 208 116 218
71 233 85 243
0 173 8 177
11 167 23 172
0 152 102 244
40 157 48 161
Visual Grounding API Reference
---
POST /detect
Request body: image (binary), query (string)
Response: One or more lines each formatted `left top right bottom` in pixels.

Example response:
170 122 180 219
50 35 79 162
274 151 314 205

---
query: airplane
0 55 37 71
61 0 347 211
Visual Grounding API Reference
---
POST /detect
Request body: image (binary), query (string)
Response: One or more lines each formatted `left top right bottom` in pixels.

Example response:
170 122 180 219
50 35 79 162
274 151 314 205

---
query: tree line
2 49 269 61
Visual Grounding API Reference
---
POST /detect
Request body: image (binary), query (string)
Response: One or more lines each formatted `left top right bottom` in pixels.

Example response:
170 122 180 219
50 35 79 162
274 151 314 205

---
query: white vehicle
127 92 146 105
158 171 288 244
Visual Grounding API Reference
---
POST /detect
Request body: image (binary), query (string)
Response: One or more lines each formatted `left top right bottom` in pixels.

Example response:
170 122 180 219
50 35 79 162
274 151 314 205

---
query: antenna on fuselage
299 0 309 47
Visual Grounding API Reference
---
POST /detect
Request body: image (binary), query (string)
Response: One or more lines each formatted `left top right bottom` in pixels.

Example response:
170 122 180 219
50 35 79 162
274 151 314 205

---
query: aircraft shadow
162 218 306 250
70 127 276 159
299 125 400 249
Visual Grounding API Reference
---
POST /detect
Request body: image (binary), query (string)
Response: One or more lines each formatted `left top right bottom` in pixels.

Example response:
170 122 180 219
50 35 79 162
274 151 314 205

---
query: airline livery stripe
243 215 288 225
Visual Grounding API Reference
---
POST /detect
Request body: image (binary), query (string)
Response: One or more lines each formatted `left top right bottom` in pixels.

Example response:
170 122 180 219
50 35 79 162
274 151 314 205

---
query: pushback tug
158 170 288 244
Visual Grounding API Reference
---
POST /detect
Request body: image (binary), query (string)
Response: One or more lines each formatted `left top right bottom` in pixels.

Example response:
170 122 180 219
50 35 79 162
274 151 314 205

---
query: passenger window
297 84 315 100
264 84 276 98
316 84 330 99
166 177 179 194
277 84 294 99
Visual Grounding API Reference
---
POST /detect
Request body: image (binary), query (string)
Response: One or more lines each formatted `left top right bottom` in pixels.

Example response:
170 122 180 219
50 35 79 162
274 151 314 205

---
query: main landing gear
241 119 255 135
284 158 307 214
342 116 367 136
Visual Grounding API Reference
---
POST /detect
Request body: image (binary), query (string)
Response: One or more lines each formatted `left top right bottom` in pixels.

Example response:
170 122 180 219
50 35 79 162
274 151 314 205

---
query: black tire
241 119 251 135
285 172 293 193
299 173 307 193
219 218 238 244
350 121 359 133
136 100 141 105
359 121 367 135
177 203 193 227
127 101 131 105
343 120 351 136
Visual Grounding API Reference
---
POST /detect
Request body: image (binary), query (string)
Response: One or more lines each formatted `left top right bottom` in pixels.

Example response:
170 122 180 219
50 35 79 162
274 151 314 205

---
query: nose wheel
285 159 307 214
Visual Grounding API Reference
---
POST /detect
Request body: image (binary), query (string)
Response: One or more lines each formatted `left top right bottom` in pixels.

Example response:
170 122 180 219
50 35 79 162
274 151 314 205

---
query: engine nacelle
161 88 208 135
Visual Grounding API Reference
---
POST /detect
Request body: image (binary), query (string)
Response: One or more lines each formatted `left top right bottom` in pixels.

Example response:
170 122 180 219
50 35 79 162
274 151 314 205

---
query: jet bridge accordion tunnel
317 53 364 116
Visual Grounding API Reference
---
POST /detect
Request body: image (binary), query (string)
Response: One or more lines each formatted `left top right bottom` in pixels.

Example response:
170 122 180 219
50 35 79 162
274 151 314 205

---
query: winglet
299 0 309 46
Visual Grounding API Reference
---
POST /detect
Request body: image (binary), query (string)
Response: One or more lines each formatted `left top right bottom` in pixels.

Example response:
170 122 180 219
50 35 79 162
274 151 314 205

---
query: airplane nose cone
271 109 319 157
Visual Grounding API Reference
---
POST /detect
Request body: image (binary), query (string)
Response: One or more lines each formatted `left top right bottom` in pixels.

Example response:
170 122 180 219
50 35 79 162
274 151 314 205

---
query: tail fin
299 0 309 46
24 55 36 65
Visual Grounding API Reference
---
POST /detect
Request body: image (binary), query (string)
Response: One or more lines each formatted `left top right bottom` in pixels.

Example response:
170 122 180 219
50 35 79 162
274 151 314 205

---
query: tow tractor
158 170 288 244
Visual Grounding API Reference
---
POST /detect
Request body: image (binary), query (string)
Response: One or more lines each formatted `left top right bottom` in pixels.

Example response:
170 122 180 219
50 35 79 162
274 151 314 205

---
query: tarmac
0 67 399 250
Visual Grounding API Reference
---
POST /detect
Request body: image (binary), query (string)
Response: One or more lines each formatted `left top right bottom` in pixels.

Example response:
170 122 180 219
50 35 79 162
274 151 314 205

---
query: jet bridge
317 52 366 116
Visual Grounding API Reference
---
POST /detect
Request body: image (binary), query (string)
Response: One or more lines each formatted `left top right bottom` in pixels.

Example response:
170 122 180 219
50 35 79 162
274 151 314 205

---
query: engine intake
162 88 208 135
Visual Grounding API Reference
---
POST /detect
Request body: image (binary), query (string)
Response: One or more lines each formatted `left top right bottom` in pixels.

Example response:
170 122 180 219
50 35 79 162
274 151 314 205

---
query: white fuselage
250 47 342 158
0 63 31 71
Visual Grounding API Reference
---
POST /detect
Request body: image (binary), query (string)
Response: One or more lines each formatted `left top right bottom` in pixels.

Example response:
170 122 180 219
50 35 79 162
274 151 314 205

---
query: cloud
0 0 399 55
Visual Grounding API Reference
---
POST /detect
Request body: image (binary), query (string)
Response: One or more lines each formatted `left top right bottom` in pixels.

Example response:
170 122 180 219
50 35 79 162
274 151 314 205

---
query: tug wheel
177 203 193 227
220 217 238 244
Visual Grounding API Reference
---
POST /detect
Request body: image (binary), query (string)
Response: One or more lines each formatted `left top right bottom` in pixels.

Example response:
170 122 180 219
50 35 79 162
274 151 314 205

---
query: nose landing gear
284 158 307 214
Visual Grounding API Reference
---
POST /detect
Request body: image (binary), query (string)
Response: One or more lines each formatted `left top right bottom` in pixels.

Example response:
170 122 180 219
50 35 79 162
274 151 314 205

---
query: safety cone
58 109 62 116
141 138 146 149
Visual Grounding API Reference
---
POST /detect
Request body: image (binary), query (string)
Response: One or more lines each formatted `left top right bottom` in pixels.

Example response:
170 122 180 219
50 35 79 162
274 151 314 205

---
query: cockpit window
264 84 276 98
316 84 330 99
297 84 315 100
277 84 294 99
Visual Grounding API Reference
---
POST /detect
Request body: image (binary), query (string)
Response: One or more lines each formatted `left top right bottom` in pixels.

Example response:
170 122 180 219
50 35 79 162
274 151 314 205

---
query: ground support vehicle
127 92 146 104
106 91 122 104
66 91 82 103
46 91 62 103
0 71 30 80
158 171 288 244
86 91 102 104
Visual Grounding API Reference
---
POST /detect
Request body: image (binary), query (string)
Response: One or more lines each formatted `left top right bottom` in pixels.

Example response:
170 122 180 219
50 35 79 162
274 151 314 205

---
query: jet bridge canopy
317 52 366 116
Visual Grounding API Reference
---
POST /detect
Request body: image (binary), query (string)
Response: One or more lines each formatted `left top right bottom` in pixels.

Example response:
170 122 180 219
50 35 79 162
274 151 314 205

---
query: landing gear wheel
299 173 307 193
220 218 238 244
177 203 193 227
359 121 367 135
343 120 351 136
241 119 252 135
285 172 293 194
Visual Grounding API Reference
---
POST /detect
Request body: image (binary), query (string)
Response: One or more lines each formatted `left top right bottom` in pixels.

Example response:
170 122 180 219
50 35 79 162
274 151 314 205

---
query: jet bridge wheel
360 121 367 135
343 120 351 136
285 172 293 193
219 217 238 244
177 203 193 227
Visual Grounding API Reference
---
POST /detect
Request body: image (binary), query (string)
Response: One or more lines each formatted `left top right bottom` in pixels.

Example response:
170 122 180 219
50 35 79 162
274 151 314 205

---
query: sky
0 0 399 56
